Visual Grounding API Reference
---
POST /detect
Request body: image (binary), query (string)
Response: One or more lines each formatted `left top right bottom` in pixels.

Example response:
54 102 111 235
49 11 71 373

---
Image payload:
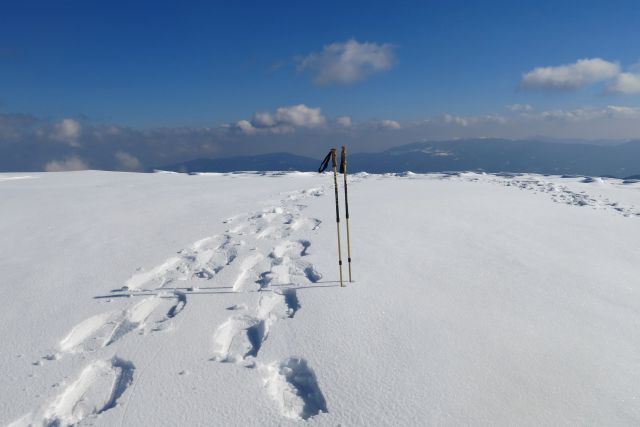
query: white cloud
50 118 82 146
274 104 325 127
608 72 640 94
534 105 640 121
235 120 257 135
233 104 326 135
44 156 89 172
336 116 353 127
380 119 401 129
442 114 471 127
507 104 533 112
521 58 620 90
604 105 640 117
252 112 276 127
405 106 640 140
539 108 599 121
435 114 508 127
298 39 395 85
544 109 589 121
115 151 141 170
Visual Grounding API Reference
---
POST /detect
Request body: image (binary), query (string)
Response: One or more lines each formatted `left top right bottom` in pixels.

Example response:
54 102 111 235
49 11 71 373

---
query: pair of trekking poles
318 146 352 287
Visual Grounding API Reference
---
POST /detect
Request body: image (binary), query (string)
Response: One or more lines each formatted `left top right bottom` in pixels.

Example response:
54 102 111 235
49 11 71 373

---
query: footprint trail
26 180 335 424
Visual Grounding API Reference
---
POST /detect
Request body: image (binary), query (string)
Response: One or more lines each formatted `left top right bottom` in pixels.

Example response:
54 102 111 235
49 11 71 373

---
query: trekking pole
340 145 352 282
318 148 344 287
331 149 345 287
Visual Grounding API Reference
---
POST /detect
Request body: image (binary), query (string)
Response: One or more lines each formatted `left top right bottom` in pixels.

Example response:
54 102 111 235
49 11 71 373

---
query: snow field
1 170 639 426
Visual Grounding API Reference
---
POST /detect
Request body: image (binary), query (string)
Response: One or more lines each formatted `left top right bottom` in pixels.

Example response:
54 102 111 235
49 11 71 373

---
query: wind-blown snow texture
1 170 639 426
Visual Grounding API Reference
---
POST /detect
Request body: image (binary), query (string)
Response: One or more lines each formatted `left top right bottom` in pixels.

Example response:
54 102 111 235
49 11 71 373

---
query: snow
0 175 37 182
1 170 640 426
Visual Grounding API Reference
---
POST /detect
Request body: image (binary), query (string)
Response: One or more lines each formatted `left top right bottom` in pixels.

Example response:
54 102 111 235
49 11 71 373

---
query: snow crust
1 170 639 426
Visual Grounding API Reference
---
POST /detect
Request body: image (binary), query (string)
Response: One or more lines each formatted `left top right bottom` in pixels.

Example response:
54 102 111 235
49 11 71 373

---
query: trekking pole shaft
341 146 352 282
331 149 344 287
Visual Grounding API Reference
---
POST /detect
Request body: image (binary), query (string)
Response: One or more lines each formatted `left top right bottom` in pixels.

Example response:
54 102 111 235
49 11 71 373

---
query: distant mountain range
156 139 640 178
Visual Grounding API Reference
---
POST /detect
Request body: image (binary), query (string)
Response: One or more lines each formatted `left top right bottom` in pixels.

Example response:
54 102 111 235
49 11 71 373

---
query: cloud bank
3 103 640 172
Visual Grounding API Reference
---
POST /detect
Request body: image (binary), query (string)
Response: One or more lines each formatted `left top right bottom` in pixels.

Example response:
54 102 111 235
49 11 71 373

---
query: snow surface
1 170 640 426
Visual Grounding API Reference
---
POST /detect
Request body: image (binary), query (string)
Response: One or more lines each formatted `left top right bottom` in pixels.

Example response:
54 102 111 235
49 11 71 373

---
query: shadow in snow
95 283 339 300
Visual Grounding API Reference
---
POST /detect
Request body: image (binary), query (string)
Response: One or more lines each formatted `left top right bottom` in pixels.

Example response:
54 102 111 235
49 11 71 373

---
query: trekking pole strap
318 151 333 173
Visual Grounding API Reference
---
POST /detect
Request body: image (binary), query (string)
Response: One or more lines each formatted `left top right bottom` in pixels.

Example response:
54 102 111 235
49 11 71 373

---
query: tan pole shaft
331 149 344 287
341 145 352 282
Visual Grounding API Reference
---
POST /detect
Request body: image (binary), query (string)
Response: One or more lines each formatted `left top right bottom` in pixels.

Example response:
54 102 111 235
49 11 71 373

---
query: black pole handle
318 151 333 173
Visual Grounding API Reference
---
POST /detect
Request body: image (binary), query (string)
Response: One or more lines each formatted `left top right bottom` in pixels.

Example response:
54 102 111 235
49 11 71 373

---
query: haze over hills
158 138 640 178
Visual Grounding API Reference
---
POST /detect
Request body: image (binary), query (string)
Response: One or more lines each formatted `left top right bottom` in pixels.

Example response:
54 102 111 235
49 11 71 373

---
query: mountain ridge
156 139 640 178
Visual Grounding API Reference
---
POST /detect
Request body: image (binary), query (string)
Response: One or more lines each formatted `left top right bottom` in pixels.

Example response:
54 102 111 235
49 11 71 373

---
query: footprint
281 289 300 318
232 253 265 292
104 297 164 346
211 316 270 363
289 217 322 232
302 188 324 197
124 235 242 290
59 295 182 354
212 293 289 363
191 237 240 279
253 244 322 290
59 311 117 354
256 225 277 239
256 271 275 289
302 265 322 283
264 357 327 420
245 320 269 358
298 240 311 258
166 291 187 319
125 257 182 291
269 241 288 258
10 358 135 427
256 292 289 319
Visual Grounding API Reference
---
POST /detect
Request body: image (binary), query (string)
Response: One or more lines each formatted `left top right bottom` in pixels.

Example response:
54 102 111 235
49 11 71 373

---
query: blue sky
2 0 640 170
